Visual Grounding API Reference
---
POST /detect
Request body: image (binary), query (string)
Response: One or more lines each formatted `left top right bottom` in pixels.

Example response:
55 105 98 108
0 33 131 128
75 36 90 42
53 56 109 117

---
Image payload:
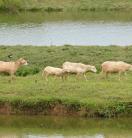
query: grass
0 45 132 117
0 0 132 13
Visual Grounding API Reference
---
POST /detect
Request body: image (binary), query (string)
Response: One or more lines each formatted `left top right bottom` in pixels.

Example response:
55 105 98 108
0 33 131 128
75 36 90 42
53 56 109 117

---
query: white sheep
0 58 28 79
101 61 132 80
62 61 97 80
42 66 66 81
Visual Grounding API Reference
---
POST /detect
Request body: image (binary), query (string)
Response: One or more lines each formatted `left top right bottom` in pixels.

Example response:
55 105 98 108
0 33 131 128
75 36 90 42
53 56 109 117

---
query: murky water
0 116 131 138
1 12 132 46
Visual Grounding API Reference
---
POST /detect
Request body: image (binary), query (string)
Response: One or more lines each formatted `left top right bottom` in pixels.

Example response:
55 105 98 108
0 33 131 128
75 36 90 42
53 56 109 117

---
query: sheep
42 66 67 81
101 61 132 80
0 58 28 79
62 61 97 80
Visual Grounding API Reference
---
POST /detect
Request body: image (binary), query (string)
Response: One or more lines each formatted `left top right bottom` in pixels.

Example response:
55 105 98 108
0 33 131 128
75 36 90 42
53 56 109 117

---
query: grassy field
0 0 132 13
0 45 132 117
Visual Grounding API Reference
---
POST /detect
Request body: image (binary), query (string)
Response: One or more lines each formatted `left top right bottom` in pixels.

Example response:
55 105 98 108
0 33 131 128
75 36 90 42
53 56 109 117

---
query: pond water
1 12 132 46
0 115 131 138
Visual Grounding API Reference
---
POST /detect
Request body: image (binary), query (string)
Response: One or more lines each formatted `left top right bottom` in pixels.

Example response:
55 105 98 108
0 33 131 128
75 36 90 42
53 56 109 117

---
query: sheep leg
118 72 121 81
100 70 108 79
76 73 81 80
10 71 15 79
65 73 69 80
54 75 59 80
61 76 65 81
63 73 68 80
65 74 68 80
83 73 87 81
100 70 103 75
42 70 45 77
124 72 127 80
59 76 62 80
61 75 66 81
104 72 108 79
9 73 15 83
45 74 48 81
124 72 127 76
99 70 105 79
100 70 103 77
11 75 15 80
42 71 45 79
61 76 63 80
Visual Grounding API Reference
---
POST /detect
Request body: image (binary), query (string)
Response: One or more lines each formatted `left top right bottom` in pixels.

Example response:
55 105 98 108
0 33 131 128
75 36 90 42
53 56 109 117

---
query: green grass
0 0 132 13
0 45 132 117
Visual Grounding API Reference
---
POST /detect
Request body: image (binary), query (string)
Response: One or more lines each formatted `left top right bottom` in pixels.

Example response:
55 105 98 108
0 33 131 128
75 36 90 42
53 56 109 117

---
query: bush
16 66 40 76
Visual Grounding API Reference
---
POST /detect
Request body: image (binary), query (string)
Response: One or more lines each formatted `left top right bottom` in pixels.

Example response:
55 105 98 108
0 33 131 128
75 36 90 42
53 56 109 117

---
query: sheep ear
19 58 23 60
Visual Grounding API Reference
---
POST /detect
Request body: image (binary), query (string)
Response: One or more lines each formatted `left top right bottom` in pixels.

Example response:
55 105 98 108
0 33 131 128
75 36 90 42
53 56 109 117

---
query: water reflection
0 116 131 138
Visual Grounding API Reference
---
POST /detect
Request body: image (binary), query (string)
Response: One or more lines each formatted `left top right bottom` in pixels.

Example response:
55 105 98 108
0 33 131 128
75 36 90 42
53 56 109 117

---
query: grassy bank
0 45 132 117
0 0 132 13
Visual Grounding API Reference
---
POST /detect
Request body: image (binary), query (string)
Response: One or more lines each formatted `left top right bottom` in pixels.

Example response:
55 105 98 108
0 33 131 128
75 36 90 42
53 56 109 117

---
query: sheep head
129 65 132 71
16 58 28 66
62 69 67 74
87 65 97 73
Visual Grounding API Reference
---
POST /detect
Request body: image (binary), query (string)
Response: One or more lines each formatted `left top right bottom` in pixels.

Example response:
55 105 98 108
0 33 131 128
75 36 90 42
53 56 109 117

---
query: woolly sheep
62 61 97 80
0 58 28 79
101 61 132 80
42 66 66 80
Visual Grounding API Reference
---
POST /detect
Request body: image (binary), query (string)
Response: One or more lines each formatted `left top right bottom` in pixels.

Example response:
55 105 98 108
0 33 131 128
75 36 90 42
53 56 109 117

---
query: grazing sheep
62 61 97 80
101 61 132 80
0 58 28 79
42 66 66 81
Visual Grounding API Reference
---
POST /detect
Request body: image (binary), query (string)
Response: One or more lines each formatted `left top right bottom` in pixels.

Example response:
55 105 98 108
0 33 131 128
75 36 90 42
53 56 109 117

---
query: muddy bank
0 100 131 118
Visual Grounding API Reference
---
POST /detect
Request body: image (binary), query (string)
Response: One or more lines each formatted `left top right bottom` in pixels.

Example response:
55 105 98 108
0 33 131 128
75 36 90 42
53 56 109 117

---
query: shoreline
0 99 131 118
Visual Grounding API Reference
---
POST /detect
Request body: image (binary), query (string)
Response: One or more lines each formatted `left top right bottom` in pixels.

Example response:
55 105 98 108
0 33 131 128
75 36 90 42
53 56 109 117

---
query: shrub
16 66 40 76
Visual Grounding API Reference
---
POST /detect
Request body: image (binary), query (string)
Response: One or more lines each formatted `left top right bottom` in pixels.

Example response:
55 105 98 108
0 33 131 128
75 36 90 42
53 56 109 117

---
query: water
1 12 132 46
0 116 131 138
